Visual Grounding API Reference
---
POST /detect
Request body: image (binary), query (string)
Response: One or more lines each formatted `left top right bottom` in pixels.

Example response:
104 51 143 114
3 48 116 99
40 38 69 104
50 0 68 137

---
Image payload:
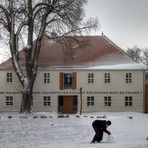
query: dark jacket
92 120 109 134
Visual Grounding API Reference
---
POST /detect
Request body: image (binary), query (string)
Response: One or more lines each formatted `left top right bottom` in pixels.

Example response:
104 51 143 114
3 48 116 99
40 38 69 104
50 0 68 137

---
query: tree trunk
20 82 34 113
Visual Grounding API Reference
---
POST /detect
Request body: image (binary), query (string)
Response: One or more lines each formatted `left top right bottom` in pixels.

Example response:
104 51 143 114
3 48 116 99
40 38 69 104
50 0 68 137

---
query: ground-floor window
6 96 13 106
87 96 94 107
104 96 111 106
125 96 133 106
43 96 51 106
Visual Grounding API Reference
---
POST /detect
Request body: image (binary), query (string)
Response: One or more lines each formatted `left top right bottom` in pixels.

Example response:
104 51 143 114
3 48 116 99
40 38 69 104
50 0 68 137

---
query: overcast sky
0 0 148 63
85 0 148 49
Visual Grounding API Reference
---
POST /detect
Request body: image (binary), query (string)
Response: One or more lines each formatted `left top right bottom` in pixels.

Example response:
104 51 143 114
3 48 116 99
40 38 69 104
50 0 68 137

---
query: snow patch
88 63 147 70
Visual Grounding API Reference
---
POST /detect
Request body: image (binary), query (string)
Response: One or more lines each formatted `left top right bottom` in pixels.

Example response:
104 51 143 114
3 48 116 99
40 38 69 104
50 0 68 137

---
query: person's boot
90 140 95 144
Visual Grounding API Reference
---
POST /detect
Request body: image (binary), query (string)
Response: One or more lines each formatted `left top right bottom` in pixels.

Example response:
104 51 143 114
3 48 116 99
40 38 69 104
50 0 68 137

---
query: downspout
143 69 146 113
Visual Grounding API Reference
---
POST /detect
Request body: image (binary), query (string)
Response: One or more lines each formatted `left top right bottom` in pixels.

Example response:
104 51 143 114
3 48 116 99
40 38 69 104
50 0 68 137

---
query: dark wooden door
63 96 73 113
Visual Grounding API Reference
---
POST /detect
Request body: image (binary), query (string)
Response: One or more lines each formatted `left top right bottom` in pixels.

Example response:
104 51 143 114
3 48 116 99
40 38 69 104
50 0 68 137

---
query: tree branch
0 18 8 29
0 4 11 30
16 21 28 36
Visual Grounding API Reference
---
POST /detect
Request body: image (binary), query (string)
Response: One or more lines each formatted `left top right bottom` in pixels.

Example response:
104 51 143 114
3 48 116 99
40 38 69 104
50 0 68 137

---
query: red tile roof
0 35 135 69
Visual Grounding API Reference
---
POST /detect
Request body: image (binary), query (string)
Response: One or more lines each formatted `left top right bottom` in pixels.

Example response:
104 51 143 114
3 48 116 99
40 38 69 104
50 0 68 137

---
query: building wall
0 69 145 113
0 70 22 111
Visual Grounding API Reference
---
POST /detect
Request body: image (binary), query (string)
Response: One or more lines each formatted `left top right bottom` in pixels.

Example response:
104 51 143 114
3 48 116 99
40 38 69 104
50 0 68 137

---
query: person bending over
91 120 111 143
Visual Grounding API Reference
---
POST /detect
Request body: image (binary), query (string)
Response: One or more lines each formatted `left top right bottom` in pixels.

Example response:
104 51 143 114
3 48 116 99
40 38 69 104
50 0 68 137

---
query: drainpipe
80 87 82 115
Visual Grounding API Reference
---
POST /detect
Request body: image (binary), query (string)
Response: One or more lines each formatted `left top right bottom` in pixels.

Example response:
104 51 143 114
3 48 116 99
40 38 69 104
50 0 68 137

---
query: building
0 35 146 113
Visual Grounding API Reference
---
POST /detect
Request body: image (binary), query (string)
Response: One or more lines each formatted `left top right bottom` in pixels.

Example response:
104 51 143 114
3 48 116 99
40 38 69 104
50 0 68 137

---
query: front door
63 96 73 113
58 95 78 114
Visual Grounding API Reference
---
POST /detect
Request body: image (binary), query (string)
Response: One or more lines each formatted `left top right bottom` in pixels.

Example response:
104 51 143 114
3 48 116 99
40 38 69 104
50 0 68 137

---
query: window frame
125 96 133 106
126 73 132 84
64 73 73 89
44 72 50 83
88 73 94 83
6 72 13 83
59 72 77 90
104 73 110 83
6 96 13 106
87 96 94 107
104 96 112 106
43 96 51 106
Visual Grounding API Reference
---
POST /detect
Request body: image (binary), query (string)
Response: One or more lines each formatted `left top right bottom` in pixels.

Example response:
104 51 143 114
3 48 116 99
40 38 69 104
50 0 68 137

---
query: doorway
58 96 78 113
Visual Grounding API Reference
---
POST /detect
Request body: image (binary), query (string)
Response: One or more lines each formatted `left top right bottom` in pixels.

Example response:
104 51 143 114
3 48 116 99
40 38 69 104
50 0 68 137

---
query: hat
106 120 111 126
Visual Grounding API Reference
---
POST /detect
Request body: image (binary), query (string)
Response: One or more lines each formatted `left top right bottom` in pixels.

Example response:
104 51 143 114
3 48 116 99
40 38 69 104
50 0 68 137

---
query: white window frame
6 96 13 106
87 96 94 107
104 96 111 106
88 73 94 83
126 73 132 83
104 73 110 83
43 96 51 106
44 73 50 83
125 96 133 106
6 72 13 83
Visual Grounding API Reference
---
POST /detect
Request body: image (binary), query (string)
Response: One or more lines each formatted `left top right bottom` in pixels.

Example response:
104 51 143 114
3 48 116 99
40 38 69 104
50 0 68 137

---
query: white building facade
0 67 145 113
0 35 146 113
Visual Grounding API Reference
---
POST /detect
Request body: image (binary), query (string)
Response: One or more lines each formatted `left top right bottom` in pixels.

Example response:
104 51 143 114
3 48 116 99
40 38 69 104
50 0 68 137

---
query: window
87 96 94 107
125 96 132 106
44 73 50 83
6 73 12 82
104 73 110 83
59 72 77 90
88 73 94 83
6 96 13 106
43 96 51 106
126 73 132 83
64 73 72 89
104 96 111 106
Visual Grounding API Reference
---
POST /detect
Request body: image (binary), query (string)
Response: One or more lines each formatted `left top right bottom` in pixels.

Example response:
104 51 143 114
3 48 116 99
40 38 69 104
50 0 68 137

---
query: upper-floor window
6 96 13 106
6 73 12 82
44 73 50 83
125 96 132 106
43 96 51 106
88 73 94 83
64 73 72 89
126 73 132 83
104 96 111 106
87 96 94 107
59 72 76 90
104 73 110 83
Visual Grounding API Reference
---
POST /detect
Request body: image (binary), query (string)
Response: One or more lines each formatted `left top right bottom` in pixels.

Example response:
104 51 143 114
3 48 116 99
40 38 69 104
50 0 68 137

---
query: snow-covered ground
0 112 148 148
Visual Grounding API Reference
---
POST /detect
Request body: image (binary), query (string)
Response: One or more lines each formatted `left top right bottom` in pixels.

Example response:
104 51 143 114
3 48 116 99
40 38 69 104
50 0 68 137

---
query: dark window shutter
72 72 77 90
59 72 64 90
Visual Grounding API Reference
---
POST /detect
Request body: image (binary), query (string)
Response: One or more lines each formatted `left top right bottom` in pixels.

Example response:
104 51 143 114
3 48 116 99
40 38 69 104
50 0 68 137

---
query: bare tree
143 49 148 83
0 0 98 113
126 45 142 63
142 49 148 67
126 46 148 83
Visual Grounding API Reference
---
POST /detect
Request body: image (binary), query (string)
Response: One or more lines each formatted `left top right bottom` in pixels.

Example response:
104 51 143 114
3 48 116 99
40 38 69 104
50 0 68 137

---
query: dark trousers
91 125 103 143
